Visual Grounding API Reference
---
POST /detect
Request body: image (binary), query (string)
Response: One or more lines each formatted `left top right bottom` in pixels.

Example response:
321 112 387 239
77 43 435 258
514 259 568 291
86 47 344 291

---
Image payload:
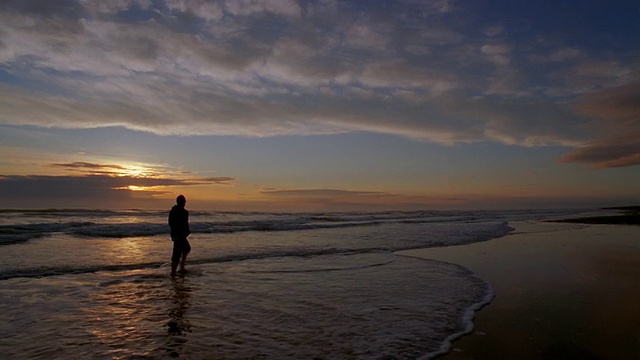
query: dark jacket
169 205 190 240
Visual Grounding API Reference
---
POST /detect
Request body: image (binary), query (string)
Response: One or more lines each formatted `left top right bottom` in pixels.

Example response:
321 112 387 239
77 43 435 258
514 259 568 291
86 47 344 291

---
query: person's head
176 195 187 207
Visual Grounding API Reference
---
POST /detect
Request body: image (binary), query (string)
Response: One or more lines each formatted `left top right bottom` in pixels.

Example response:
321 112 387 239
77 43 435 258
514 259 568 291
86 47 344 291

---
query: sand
398 221 640 359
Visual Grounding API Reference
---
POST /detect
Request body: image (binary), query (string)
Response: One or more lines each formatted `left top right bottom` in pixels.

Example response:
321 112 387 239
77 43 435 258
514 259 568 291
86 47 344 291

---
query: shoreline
398 221 640 359
546 206 640 226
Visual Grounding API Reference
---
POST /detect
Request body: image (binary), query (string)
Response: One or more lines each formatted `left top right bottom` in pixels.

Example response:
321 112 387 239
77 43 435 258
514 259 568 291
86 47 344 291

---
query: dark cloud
257 188 397 209
196 177 235 184
0 0 638 167
2 174 176 192
0 175 144 208
50 162 127 171
0 0 83 18
557 83 640 168
0 173 236 208
48 161 164 177
261 188 387 197
574 82 640 129
557 133 640 169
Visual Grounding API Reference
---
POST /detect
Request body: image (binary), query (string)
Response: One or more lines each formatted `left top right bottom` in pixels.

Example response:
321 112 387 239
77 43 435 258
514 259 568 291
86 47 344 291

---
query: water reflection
165 275 192 357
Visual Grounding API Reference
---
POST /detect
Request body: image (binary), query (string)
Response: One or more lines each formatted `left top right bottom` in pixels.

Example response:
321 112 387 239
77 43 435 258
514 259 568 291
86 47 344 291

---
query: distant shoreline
547 206 640 225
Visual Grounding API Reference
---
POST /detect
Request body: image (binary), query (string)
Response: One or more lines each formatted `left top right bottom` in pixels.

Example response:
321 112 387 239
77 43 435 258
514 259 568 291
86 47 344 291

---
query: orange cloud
557 133 640 169
574 82 640 128
50 161 160 177
48 162 237 184
261 189 388 198
560 83 640 168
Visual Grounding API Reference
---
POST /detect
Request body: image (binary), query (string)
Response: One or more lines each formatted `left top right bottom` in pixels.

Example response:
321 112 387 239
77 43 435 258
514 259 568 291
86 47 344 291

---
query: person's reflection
165 275 192 357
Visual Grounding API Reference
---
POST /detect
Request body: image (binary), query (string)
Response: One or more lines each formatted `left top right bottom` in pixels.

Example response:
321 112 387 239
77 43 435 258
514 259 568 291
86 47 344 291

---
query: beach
398 221 640 359
0 209 523 359
2 209 637 358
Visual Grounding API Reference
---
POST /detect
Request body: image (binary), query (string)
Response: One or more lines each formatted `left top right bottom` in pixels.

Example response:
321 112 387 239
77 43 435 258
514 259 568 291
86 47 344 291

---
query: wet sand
398 221 640 359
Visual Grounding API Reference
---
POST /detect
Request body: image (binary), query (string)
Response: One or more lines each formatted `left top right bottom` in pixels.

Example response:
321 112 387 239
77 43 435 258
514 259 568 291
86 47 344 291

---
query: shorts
171 237 191 263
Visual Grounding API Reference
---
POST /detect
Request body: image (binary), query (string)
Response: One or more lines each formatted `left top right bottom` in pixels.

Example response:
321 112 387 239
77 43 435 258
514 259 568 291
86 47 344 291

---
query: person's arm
185 211 191 236
168 209 179 238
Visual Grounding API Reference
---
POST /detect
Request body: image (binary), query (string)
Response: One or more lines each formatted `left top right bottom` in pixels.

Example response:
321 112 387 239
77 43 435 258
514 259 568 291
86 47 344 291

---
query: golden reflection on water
124 238 144 258
82 273 193 358
104 237 147 265
86 284 158 356
168 276 192 335
166 275 192 357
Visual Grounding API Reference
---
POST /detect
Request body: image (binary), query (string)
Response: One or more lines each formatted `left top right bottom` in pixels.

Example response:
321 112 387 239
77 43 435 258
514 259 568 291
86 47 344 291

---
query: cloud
3 159 236 199
556 83 640 168
0 175 161 204
0 172 236 208
261 188 388 198
48 161 171 178
2 173 229 190
164 0 223 20
46 161 237 182
548 48 582 63
484 25 504 37
557 133 640 169
257 187 633 211
0 0 638 167
530 47 583 63
195 177 235 184
223 0 301 17
52 162 126 170
481 43 511 66
573 82 640 128
258 187 402 210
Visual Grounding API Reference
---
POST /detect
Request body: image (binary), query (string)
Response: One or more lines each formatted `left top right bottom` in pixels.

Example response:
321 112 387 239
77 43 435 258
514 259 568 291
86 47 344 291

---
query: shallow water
0 253 491 359
0 209 585 359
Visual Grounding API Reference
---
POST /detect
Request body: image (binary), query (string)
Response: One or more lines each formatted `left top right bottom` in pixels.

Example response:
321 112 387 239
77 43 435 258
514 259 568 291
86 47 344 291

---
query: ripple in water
0 253 490 359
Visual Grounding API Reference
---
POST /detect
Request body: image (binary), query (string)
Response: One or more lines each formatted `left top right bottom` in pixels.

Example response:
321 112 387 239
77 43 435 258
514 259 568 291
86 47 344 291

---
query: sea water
0 209 583 359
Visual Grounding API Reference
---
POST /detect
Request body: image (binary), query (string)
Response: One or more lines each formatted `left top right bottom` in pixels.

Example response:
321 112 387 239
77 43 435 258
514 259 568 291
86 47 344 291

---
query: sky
1 0 639 211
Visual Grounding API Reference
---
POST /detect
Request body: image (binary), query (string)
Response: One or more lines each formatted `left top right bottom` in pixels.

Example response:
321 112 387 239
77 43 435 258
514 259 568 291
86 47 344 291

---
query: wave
0 221 95 245
0 219 515 281
424 283 495 360
0 208 165 218
0 208 581 245
0 212 457 244
0 248 395 281
0 219 382 244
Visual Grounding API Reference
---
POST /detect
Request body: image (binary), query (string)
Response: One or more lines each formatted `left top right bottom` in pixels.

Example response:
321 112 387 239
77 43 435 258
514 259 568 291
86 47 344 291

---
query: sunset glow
122 185 153 192
1 0 638 211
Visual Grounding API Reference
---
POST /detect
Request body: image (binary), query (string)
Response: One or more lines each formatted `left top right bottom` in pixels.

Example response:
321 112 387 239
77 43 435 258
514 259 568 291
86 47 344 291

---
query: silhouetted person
169 195 191 275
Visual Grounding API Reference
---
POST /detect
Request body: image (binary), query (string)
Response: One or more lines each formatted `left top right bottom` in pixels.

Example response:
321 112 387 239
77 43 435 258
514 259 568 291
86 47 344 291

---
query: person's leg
179 239 191 272
171 239 182 275
179 253 188 272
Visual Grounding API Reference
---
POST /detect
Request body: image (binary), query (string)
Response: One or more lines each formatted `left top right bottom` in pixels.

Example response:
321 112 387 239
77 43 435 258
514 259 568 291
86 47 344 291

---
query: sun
118 165 155 178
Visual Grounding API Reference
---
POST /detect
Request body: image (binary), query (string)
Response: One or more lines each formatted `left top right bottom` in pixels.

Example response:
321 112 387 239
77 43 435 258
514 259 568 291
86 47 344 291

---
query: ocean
0 208 584 359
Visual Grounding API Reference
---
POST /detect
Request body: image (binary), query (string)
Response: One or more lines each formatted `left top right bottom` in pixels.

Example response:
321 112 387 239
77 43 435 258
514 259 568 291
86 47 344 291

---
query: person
168 194 191 275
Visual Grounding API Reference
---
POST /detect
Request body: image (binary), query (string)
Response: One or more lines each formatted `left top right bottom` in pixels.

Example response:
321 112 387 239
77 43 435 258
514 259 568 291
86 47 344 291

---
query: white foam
422 283 495 359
